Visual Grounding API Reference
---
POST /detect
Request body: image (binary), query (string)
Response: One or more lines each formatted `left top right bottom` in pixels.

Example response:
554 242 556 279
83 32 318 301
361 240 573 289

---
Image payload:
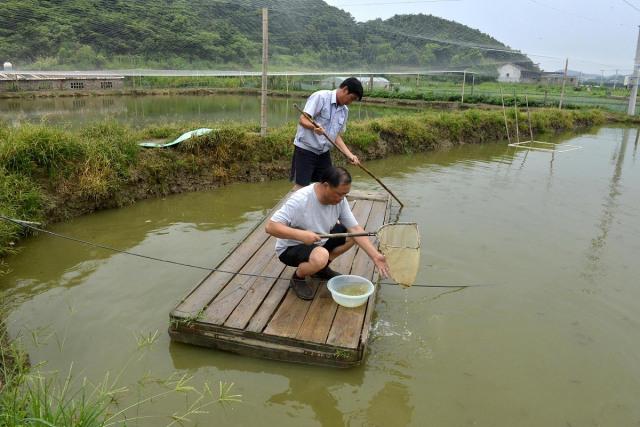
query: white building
318 76 391 90
497 63 540 83
3 61 12 71
498 63 523 83
357 76 390 90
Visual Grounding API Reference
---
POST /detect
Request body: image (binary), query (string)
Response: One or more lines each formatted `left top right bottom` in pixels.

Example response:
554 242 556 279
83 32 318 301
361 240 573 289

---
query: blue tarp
138 128 215 148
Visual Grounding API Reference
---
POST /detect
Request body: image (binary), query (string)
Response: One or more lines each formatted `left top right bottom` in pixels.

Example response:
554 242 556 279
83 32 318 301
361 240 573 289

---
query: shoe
312 266 342 280
290 275 314 300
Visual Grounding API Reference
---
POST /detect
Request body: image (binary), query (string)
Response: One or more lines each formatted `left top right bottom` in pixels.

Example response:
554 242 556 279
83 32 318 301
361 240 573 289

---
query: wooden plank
295 200 373 343
326 199 388 348
262 284 318 338
171 194 289 318
347 190 388 202
223 255 287 329
169 326 360 368
245 266 296 333
172 230 269 318
202 237 278 325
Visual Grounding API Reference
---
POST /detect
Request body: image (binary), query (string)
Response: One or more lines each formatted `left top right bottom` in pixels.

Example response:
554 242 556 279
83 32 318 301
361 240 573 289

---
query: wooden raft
169 189 391 367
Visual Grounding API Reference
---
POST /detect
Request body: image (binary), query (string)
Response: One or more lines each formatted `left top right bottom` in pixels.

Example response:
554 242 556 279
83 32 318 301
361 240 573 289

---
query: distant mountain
0 0 535 73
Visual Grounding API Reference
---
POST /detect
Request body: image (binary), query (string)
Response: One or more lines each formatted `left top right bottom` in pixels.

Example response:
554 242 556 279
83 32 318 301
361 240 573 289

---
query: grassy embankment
1 107 631 264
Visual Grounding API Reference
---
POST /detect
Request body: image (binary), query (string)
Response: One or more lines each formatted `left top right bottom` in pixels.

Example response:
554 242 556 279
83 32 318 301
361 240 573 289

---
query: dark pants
278 224 347 267
290 145 332 187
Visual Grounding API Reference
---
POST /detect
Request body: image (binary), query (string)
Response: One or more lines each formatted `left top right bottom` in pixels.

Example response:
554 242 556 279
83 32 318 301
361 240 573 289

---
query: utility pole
628 26 640 116
559 58 569 110
260 7 269 137
600 69 605 88
613 69 618 92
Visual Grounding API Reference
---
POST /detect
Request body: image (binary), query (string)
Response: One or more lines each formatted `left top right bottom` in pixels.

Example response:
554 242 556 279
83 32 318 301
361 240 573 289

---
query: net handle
317 231 376 238
317 222 418 240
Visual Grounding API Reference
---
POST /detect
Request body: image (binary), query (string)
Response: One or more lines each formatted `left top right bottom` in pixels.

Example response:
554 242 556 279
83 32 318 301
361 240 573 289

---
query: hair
339 77 363 101
320 166 352 187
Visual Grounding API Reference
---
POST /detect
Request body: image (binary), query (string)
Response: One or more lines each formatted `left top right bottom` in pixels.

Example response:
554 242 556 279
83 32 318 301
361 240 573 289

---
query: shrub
0 125 84 177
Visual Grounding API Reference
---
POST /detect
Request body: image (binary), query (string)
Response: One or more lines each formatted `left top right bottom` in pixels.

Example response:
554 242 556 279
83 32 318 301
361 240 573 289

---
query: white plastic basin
327 275 375 308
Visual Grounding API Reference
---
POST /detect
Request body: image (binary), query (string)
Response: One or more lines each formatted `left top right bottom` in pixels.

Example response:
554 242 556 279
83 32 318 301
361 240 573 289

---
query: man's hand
313 125 325 135
348 154 360 165
298 230 321 245
372 251 390 278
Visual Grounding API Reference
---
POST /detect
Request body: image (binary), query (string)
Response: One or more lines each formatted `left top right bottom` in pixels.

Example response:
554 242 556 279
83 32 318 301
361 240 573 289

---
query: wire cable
0 215 487 289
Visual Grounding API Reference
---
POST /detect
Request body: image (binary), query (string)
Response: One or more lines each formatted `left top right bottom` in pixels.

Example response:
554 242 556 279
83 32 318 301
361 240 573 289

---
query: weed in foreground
0 316 241 427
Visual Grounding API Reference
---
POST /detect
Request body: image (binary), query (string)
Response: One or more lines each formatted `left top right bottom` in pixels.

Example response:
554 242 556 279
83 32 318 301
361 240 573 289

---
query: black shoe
312 266 342 280
290 275 314 300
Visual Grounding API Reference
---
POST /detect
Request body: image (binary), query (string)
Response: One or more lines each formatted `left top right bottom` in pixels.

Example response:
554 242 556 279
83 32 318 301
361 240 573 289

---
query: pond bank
0 107 635 263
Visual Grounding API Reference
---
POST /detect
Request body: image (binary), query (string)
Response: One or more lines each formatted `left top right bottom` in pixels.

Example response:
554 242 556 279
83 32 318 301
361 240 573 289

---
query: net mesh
377 223 420 287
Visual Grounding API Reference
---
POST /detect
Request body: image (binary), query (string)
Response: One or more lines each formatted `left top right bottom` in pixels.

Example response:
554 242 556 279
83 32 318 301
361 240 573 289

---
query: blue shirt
293 90 349 155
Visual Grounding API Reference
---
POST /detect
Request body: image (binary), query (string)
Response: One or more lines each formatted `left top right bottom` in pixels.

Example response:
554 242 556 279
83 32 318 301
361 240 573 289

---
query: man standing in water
290 77 363 190
266 167 389 300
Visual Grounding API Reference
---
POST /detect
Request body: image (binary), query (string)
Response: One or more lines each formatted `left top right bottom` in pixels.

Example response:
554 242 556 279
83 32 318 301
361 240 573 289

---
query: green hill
0 0 535 73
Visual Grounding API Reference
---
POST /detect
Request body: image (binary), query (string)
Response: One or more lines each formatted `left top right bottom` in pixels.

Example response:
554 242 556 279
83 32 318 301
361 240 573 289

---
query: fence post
260 7 269 137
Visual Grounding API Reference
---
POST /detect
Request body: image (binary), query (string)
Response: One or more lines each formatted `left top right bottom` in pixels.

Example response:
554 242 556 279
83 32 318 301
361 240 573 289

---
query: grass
0 305 241 427
0 107 630 260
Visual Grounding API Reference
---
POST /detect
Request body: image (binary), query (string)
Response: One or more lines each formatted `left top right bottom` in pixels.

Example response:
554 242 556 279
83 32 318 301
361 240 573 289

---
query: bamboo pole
500 86 511 144
525 95 534 142
559 58 568 110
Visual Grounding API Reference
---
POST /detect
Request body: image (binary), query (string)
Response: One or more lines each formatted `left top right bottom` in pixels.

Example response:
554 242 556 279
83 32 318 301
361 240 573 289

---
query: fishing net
377 223 420 287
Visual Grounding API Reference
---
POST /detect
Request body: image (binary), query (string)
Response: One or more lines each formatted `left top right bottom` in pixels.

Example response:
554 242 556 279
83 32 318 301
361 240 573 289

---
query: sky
323 0 640 75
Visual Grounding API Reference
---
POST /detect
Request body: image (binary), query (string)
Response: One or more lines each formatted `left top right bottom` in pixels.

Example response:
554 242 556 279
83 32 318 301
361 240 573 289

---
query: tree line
0 0 535 74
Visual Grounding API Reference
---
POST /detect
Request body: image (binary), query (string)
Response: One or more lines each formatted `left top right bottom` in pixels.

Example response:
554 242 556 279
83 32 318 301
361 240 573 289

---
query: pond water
2 127 640 426
0 94 409 128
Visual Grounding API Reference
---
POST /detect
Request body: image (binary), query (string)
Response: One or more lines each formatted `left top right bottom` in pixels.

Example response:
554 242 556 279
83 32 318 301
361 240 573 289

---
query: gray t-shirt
271 184 358 255
293 89 349 155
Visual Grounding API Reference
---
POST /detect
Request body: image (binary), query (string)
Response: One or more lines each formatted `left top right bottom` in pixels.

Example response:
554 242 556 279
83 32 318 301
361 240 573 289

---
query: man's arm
298 113 326 136
334 134 360 165
265 220 321 245
347 225 390 278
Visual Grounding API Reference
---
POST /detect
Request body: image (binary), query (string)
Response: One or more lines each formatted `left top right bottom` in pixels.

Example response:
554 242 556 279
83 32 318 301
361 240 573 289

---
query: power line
0 215 483 289
621 0 640 13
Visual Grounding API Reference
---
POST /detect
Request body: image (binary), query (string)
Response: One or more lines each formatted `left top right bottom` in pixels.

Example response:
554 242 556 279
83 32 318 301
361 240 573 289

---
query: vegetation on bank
0 108 620 263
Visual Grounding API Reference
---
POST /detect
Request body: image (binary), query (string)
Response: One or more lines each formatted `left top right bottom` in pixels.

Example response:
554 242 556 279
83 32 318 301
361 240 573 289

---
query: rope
0 215 486 289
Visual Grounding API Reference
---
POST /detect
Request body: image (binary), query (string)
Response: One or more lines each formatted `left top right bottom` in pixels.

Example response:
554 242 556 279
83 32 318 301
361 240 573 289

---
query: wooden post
558 58 568 110
369 75 374 92
628 26 640 115
461 71 466 103
471 73 475 96
525 95 534 142
260 7 269 137
500 86 511 144
514 91 520 144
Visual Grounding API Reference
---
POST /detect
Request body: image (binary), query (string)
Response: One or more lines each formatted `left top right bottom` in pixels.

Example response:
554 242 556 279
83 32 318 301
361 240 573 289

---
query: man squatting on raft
290 77 363 190
265 167 390 300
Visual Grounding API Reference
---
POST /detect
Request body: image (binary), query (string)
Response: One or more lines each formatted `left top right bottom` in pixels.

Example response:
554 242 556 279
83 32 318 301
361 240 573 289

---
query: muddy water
2 127 640 426
0 94 408 128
